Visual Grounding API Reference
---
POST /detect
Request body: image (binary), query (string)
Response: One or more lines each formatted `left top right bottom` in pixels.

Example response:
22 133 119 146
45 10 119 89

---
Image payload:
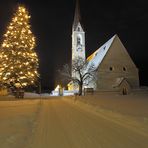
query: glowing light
20 76 26 79
4 34 8 37
6 72 11 76
22 83 27 86
25 62 29 65
28 30 31 34
22 8 26 12
2 43 6 47
55 85 61 91
15 83 21 88
14 17 18 22
0 5 39 88
9 26 13 29
3 77 7 80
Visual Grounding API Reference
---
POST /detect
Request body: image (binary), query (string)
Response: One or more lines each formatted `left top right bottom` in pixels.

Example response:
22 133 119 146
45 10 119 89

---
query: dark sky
0 0 148 90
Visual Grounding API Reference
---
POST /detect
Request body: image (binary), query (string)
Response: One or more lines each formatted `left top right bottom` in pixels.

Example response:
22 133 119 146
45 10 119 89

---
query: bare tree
60 57 96 95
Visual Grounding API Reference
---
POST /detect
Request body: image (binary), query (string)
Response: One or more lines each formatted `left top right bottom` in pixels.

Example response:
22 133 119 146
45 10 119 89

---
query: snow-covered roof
112 77 125 87
87 35 116 70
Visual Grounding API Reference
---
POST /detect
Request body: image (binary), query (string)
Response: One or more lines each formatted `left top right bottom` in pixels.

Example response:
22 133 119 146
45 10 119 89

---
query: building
69 0 139 94
87 35 139 94
72 0 85 79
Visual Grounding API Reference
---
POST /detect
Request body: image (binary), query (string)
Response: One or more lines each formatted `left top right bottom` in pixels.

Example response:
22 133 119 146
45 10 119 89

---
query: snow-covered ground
63 94 148 137
0 93 148 148
0 92 50 101
0 99 41 148
64 93 148 118
50 90 78 96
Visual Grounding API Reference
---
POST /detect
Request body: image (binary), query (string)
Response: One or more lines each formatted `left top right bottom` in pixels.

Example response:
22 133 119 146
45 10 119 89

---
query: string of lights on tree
0 5 39 88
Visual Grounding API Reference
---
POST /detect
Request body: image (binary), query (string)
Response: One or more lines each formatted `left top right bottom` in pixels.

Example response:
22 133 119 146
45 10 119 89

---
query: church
68 0 139 95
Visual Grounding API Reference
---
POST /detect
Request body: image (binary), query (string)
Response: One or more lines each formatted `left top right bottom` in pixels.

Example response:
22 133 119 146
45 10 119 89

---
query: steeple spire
71 0 86 80
73 0 81 31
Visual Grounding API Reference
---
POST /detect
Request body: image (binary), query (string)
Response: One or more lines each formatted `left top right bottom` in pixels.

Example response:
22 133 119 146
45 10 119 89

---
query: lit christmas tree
0 5 39 89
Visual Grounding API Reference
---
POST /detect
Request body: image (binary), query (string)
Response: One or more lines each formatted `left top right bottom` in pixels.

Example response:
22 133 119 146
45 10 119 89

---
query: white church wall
95 35 139 91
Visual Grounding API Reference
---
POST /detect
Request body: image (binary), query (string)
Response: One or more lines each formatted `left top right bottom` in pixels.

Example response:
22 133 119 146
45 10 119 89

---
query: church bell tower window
77 36 81 45
109 67 113 71
78 27 80 31
123 67 126 71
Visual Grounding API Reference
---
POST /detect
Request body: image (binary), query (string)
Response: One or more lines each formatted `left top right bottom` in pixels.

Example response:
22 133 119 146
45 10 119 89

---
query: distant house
68 0 139 95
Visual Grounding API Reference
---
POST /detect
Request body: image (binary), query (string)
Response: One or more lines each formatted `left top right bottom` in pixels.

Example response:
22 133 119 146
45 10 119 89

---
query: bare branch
59 57 97 95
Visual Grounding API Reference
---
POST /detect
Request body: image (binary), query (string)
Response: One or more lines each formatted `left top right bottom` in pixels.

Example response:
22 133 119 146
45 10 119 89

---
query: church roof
87 34 116 70
112 77 125 87
112 77 131 88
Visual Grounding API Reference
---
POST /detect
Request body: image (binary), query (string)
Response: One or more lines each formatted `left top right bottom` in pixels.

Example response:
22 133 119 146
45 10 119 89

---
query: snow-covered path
29 98 148 148
0 100 40 148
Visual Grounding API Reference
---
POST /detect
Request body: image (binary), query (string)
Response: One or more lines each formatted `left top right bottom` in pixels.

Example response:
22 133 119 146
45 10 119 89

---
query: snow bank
64 94 148 117
63 94 148 136
0 92 51 101
66 94 148 116
50 90 78 96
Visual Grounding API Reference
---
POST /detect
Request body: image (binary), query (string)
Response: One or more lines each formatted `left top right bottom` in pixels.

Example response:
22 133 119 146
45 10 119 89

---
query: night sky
0 0 148 90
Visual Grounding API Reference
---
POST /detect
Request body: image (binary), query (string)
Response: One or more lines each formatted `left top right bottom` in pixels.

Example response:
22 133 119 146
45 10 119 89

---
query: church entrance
122 87 128 95
117 78 130 95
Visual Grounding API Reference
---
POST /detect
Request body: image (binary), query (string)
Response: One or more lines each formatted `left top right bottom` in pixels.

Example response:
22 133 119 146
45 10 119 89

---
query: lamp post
38 78 41 94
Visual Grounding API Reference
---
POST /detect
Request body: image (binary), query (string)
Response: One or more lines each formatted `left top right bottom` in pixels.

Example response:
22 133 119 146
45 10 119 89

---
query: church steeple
71 0 86 88
72 0 85 69
73 0 82 31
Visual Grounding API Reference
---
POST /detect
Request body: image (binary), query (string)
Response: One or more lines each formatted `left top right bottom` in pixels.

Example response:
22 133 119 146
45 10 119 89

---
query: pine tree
0 5 39 88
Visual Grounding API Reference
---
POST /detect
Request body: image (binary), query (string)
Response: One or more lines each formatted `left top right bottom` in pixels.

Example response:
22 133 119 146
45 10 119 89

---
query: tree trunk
79 83 83 96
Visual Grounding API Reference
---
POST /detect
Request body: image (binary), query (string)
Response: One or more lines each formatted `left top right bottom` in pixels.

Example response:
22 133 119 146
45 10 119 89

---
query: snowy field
0 93 148 148
64 93 148 136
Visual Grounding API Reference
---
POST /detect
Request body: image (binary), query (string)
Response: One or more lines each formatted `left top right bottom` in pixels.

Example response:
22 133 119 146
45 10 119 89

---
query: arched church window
109 67 113 71
123 67 126 71
77 34 82 47
77 36 81 45
78 27 80 31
